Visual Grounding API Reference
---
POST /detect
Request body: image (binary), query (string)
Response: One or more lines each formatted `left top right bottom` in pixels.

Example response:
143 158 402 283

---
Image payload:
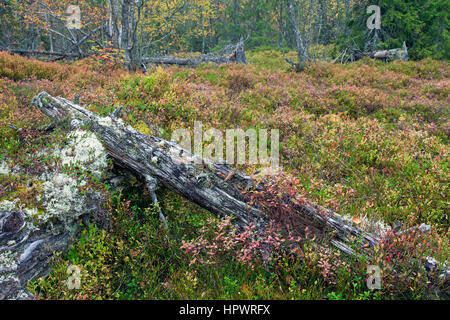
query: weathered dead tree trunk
0 210 80 299
31 91 264 231
142 40 247 67
1 92 447 299
360 42 408 62
30 92 389 255
25 92 448 294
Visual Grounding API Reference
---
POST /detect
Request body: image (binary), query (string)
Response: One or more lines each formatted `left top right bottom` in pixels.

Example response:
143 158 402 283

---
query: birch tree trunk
287 0 308 71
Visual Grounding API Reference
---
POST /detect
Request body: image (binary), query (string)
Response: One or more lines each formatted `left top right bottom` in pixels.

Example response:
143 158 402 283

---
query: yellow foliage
134 120 151 135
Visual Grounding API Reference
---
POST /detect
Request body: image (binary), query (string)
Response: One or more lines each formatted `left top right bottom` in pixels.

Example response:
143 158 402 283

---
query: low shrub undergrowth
0 51 446 300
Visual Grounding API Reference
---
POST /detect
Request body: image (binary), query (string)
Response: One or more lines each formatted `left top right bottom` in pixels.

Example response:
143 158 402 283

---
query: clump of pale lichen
0 160 10 175
1 128 109 298
0 199 19 211
53 129 108 179
40 173 87 225
1 129 108 227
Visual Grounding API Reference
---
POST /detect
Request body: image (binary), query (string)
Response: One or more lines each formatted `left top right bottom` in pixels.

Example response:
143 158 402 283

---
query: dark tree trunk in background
120 0 132 66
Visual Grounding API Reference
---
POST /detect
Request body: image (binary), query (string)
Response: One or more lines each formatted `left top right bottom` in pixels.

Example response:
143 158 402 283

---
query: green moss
0 179 45 213
133 120 151 135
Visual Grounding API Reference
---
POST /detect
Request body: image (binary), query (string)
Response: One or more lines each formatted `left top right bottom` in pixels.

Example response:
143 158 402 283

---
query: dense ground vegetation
0 51 448 299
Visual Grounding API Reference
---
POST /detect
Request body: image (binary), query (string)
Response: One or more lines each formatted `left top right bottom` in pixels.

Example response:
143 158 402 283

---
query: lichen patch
40 173 85 224
0 160 10 175
0 199 19 211
53 129 108 178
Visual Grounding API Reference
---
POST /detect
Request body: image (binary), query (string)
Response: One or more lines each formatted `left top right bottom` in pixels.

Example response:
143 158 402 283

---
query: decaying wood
29 92 448 291
29 90 399 263
0 210 78 299
30 92 381 251
142 40 247 67
333 42 409 64
1 49 80 58
31 91 265 231
372 41 408 61
145 174 168 230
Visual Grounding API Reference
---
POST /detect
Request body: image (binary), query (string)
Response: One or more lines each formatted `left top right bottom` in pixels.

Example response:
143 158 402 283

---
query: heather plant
180 216 303 269
0 51 69 81
370 227 449 299
227 71 254 96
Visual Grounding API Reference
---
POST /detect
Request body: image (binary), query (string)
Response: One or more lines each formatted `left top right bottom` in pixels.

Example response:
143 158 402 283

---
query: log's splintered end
31 91 67 121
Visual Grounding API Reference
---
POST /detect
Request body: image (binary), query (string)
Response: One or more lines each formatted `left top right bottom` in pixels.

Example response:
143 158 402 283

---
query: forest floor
0 50 448 299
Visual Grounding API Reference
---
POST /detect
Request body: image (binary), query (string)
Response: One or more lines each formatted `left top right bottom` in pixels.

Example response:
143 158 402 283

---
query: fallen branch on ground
28 92 396 255
142 40 247 67
333 42 409 64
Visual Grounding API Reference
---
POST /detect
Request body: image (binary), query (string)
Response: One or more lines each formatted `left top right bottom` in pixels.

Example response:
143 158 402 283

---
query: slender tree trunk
233 0 238 24
287 0 308 67
344 0 350 36
278 0 284 46
121 0 131 60
233 0 239 41
201 7 205 54
44 8 53 52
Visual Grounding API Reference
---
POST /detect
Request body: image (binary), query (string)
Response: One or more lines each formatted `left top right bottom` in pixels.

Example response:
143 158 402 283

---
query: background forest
0 0 448 69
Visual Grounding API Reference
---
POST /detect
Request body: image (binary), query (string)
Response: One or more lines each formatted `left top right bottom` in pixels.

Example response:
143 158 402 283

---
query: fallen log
0 210 80 299
1 91 447 299
333 42 409 64
372 42 408 61
25 93 446 291
30 91 383 253
142 40 247 67
30 92 448 254
1 49 80 59
31 91 450 244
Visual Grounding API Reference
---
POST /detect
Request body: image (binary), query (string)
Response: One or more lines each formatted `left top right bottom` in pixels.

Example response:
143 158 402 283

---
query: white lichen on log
0 161 10 175
0 125 109 299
